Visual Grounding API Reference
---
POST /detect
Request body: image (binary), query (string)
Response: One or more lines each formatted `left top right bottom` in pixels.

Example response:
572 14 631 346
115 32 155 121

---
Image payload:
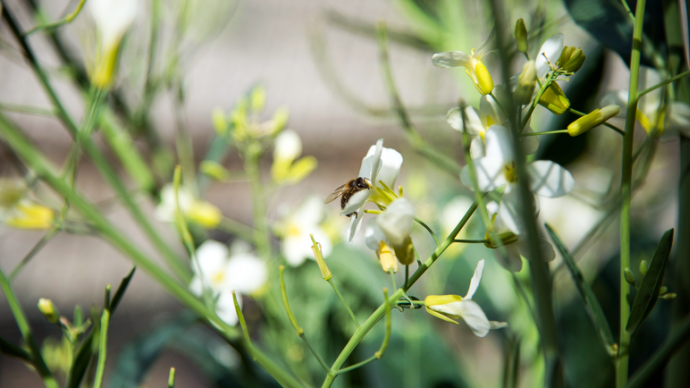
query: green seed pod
639 260 649 275
624 267 636 286
515 18 528 53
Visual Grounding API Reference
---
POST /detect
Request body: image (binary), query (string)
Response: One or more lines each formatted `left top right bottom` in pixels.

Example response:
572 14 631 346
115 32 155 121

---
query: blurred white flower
446 87 538 159
89 0 138 86
341 139 403 241
461 125 574 234
432 32 495 95
277 196 333 267
424 260 507 337
190 240 267 325
155 184 222 229
271 129 317 184
602 69 690 138
0 179 54 230
364 197 416 268
535 33 564 79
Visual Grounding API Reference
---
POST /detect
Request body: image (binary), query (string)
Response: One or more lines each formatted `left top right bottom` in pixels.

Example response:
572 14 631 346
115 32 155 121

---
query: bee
325 177 372 217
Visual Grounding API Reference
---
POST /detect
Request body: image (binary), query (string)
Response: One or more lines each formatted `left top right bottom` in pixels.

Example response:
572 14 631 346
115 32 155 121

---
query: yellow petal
474 61 494 95
186 200 222 229
6 202 54 230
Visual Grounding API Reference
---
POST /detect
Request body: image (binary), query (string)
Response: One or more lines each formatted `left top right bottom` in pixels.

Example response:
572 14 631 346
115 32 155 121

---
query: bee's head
354 177 372 189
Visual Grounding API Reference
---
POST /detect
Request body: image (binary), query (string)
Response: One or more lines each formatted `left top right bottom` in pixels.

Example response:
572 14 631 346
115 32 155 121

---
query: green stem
0 103 55 117
9 228 60 281
168 367 176 388
244 142 272 260
327 278 360 327
321 199 478 387
453 239 489 244
638 69 690 98
520 130 569 136
568 108 625 136
24 0 88 36
414 217 439 246
93 287 111 388
618 1 647 386
218 217 257 244
0 268 59 388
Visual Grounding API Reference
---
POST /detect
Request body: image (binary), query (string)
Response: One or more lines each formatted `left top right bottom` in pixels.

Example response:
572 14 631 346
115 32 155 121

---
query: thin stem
244 142 272 261
279 266 332 373
490 92 507 116
520 130 569 137
0 268 58 388
389 269 397 291
218 217 257 243
618 1 647 386
334 355 377 375
0 103 55 117
569 108 625 135
327 278 360 327
24 0 88 36
620 0 636 21
414 217 439 246
638 69 690 98
93 288 111 388
9 228 60 281
453 239 489 244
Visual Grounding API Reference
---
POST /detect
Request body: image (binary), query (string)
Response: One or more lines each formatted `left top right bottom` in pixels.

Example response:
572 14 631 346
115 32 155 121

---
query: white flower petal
365 219 388 251
377 198 415 247
498 188 539 235
479 93 505 126
432 51 473 68
294 195 325 227
225 253 267 294
445 300 492 337
515 235 556 262
359 139 384 181
274 129 302 161
465 260 485 300
465 126 514 192
493 243 523 272
215 291 241 326
283 227 333 267
156 184 194 222
189 276 203 296
446 107 483 135
90 0 138 48
470 136 487 159
535 33 564 79
490 321 508 329
666 102 690 137
340 190 371 216
527 160 575 198
375 148 403 189
196 240 229 278
347 212 364 242
520 127 540 155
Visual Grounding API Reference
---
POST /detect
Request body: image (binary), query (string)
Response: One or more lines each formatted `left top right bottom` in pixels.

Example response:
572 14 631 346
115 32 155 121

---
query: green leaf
67 331 95 388
545 224 616 356
626 228 674 333
109 266 136 312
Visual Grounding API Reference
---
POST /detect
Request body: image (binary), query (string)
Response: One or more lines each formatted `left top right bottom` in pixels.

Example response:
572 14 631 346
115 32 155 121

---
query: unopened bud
515 18 528 53
567 105 621 136
659 286 668 295
270 107 290 136
660 293 677 300
557 46 586 73
393 236 415 266
471 61 494 95
639 260 648 275
212 108 228 136
624 268 636 286
538 82 570 115
250 86 267 112
200 161 231 181
514 61 537 105
311 235 332 280
377 241 399 273
38 298 59 324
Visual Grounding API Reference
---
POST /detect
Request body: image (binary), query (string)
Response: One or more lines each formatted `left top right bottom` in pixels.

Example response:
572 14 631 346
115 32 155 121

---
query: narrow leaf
109 266 136 312
545 224 616 356
626 229 674 332
67 331 95 388
0 336 31 362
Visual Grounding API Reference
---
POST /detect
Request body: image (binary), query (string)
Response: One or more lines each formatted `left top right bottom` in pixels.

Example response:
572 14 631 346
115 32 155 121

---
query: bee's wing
324 184 347 204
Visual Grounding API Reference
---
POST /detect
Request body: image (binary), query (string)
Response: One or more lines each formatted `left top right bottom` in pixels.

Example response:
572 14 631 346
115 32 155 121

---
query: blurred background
0 0 683 387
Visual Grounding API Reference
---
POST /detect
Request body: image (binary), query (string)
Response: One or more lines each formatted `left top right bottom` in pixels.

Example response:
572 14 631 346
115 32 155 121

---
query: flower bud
567 105 621 136
557 46 586 73
250 86 267 113
660 293 677 300
424 295 464 324
515 19 528 53
6 202 55 230
393 236 415 266
659 286 668 295
212 108 228 136
639 260 648 275
624 267 636 286
38 298 60 324
311 235 332 280
377 241 399 273
484 229 519 249
514 61 537 105
538 82 570 115
471 61 494 95
200 161 231 181
186 200 222 229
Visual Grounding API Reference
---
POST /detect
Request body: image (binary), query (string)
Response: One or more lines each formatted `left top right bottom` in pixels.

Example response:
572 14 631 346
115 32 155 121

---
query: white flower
364 198 416 267
446 86 539 159
535 33 564 79
424 260 507 337
155 184 222 229
278 196 333 267
460 125 574 235
190 240 267 325
602 69 690 138
340 139 403 242
274 129 302 162
271 129 317 184
486 210 556 272
89 0 138 86
432 32 495 95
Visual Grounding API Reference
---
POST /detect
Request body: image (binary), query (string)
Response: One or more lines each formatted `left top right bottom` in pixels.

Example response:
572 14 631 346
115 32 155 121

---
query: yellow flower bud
200 161 231 181
660 293 677 300
557 46 586 73
471 61 494 95
6 202 55 230
538 82 570 115
514 61 537 105
311 235 332 280
567 105 621 136
212 108 228 136
186 200 222 229
38 298 60 324
377 241 399 273
270 107 290 136
250 86 267 112
515 18 528 53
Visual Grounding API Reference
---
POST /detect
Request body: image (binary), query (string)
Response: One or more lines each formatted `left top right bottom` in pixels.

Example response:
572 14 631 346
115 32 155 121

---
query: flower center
286 223 302 237
503 162 518 183
211 271 225 287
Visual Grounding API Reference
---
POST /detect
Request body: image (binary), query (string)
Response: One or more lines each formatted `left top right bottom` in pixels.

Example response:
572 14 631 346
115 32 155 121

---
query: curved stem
24 0 88 36
414 217 439 246
327 278 360 328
